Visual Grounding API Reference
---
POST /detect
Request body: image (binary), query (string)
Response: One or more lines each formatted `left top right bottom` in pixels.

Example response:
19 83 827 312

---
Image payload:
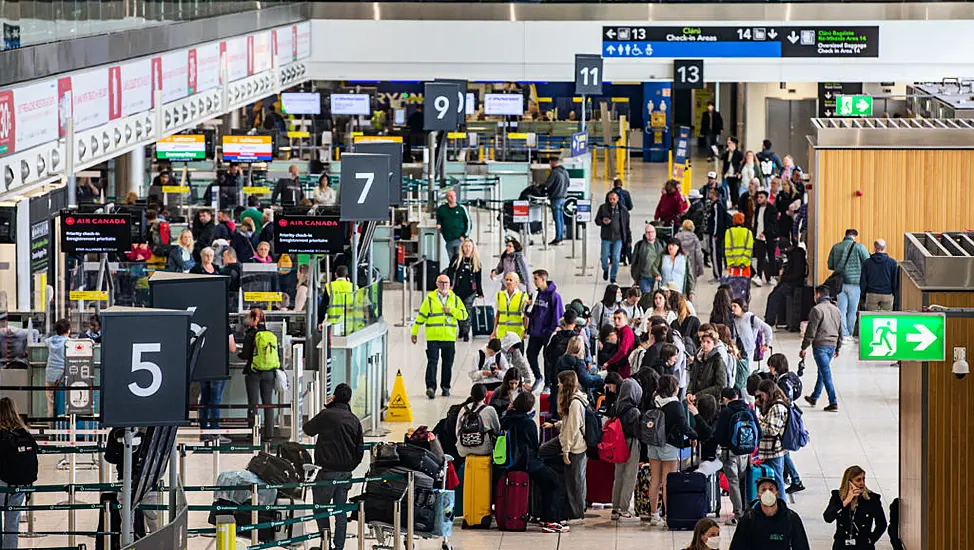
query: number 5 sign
340 153 391 221
100 307 192 427
575 54 603 96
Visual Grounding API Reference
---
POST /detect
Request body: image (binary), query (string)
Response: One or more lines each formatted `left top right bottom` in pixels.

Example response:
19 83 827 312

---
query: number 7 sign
341 153 391 221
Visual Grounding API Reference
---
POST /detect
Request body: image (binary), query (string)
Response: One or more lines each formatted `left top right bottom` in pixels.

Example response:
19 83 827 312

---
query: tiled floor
23 159 899 550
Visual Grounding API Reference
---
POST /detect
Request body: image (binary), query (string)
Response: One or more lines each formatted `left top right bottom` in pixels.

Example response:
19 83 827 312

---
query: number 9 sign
101 307 192 427
424 82 459 131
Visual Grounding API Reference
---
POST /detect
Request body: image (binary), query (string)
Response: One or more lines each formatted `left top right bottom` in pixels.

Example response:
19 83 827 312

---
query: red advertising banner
108 66 122 120
246 35 255 76
0 90 16 157
219 41 227 85
57 77 72 138
151 57 162 107
292 26 298 61
271 29 278 63
187 49 198 95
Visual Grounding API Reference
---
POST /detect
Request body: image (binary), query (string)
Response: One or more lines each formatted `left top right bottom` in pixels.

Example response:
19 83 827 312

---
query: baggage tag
845 539 857 547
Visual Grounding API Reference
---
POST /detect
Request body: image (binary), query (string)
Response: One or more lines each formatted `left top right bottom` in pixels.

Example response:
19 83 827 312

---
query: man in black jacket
272 164 305 206
192 209 220 261
705 186 729 281
544 157 570 245
730 477 811 550
700 102 723 160
303 384 364 550
752 190 779 286
765 241 807 330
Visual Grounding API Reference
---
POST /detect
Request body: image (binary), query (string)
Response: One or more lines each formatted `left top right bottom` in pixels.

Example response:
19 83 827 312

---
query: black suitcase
472 304 495 337
414 259 440 291
396 443 444 481
246 451 302 499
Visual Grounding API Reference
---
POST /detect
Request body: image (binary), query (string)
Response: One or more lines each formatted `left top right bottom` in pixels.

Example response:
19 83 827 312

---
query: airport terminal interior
2 3 974 550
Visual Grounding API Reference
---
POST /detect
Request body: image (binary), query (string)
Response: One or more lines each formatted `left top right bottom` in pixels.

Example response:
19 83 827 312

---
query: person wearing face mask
685 517 722 550
824 465 888 550
590 284 623 331
411 274 469 400
730 477 810 550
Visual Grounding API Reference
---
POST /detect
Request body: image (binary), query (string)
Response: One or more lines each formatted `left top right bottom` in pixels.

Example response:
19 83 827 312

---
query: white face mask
706 537 721 549
760 490 777 507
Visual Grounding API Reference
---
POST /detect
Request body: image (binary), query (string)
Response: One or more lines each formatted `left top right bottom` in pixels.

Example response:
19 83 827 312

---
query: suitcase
705 469 721 516
453 460 465 518
539 393 550 414
586 458 615 505
720 275 751 304
461 454 493 529
495 471 530 532
472 304 495 337
396 443 444 481
246 451 302 499
414 259 440 291
539 412 556 443
746 462 776 505
361 467 438 532
431 489 455 537
634 462 654 517
665 470 709 530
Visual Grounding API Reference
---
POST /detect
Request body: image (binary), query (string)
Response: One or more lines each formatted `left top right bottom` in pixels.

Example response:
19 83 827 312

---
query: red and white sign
187 49 197 94
66 69 111 135
121 59 152 116
246 35 255 76
251 31 272 74
108 66 122 120
197 42 220 92
275 26 294 67
291 26 298 61
512 201 530 223
14 80 58 153
151 57 162 106
295 22 311 60
57 77 72 139
0 91 16 157
161 51 189 104
225 37 248 82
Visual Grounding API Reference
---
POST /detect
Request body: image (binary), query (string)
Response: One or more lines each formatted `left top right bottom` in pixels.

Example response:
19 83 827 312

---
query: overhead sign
101 308 192 427
13 80 58 154
156 135 206 160
120 58 153 116
151 272 229 381
60 213 132 254
859 313 946 362
222 135 273 162
354 141 403 205
673 59 704 89
836 94 873 117
65 339 95 416
273 215 344 254
160 50 189 104
571 131 588 158
331 94 371 116
574 54 603 96
424 82 459 131
673 126 691 179
435 79 468 129
602 26 879 58
575 199 592 223
512 201 530 223
818 83 864 117
340 153 391 222
484 94 524 116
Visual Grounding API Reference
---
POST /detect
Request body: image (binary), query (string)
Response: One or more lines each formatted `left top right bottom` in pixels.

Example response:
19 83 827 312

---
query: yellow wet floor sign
386 369 413 422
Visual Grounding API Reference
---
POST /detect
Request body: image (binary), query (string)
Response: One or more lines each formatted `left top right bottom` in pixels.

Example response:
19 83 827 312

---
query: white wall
743 82 818 152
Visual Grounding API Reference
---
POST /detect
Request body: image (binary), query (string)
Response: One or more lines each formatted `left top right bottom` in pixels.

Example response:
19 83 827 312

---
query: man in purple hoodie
525 269 565 392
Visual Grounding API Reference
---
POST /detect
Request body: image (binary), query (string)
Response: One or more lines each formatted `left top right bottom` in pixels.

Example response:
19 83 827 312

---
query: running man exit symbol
869 319 896 357
858 313 945 362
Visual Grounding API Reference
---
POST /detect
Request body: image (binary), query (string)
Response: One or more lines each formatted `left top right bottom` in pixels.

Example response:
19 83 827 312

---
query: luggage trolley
366 455 454 550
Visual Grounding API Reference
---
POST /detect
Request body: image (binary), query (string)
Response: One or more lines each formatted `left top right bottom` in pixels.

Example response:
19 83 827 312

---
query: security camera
953 347 969 380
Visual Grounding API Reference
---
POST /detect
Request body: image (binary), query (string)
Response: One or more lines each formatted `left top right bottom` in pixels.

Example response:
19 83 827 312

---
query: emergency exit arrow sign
858 313 946 362
836 94 872 117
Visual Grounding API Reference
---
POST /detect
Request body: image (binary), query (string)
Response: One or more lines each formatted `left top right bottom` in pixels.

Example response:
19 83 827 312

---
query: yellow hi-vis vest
495 289 528 340
412 291 468 342
724 227 754 268
325 279 354 325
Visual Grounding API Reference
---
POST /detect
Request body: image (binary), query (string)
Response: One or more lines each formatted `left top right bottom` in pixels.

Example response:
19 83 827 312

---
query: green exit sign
859 313 946 362
836 94 873 117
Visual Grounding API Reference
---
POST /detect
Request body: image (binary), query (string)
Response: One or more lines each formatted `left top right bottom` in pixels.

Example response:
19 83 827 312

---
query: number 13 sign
101 307 192 427
340 153 391 222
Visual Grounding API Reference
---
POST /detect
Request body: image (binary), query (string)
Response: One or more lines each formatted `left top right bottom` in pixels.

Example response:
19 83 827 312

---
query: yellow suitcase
461 454 493 528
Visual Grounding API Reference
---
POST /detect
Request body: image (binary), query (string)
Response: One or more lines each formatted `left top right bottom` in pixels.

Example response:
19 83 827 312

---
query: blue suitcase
431 489 455 537
472 305 495 337
746 462 776 505
665 470 709 530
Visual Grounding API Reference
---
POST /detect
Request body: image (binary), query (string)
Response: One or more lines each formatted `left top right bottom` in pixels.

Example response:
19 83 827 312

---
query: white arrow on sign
825 92 832 99
856 98 870 112
906 324 937 351
607 45 616 54
768 29 778 39
606 29 616 39
787 31 799 44
825 110 833 116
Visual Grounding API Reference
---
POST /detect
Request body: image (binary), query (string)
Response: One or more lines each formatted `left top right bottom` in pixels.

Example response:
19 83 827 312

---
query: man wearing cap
729 477 810 550
725 212 754 279
721 136 744 200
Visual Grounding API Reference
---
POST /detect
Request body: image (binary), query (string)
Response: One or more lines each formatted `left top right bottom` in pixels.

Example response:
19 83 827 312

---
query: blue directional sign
604 41 780 58
571 131 587 158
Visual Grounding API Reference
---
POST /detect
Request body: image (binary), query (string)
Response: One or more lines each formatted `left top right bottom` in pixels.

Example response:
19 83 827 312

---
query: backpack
778 401 810 452
278 441 312 478
458 404 488 448
750 316 766 362
777 372 803 403
251 330 280 371
726 408 759 456
492 429 517 469
149 220 171 258
575 397 603 449
0 428 38 485
638 408 667 447
597 417 630 464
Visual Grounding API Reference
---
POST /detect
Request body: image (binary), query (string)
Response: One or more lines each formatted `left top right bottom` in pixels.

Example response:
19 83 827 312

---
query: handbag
823 242 856 298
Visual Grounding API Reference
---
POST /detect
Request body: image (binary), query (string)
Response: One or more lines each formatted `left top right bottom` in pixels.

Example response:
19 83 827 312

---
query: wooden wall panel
899 273 924 550
812 149 974 284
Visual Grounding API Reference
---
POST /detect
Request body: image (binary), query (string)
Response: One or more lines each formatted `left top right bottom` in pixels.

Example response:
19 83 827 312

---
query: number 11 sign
575 54 603 96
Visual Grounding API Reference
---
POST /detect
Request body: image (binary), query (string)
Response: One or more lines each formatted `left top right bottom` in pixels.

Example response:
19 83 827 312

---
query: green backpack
251 330 280 371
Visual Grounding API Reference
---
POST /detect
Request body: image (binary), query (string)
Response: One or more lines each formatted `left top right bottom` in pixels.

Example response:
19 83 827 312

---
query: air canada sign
274 215 344 254
60 213 131 254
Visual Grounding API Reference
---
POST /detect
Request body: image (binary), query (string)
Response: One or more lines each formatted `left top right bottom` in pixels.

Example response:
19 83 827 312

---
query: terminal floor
27 159 898 550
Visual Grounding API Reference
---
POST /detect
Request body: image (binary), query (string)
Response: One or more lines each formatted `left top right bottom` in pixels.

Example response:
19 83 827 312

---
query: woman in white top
313 174 337 206
649 289 676 325
455 383 501 457
542 370 589 522
293 264 310 312
739 151 760 196
619 287 645 333
590 284 623 331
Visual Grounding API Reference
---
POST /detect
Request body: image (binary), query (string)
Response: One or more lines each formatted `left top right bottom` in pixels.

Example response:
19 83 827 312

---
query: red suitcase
586 458 615 505
539 392 550 413
495 471 530 531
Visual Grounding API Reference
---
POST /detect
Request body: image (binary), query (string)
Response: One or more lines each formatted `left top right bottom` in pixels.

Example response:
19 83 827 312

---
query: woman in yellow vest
491 272 529 343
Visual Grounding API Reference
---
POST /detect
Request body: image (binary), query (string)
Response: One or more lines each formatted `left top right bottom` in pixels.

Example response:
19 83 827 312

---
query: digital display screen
466 92 477 115
156 135 206 160
281 92 321 115
330 94 371 115
484 93 524 116
222 135 273 162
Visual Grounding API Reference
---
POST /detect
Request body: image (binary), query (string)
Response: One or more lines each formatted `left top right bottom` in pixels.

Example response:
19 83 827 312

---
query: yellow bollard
215 515 236 550
479 146 484 162
668 150 673 179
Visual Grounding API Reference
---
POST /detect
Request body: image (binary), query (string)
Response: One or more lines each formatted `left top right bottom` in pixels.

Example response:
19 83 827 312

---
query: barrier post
406 472 415 550
68 413 77 548
570 214 578 259
102 500 112 550
215 515 236 550
250 484 258 546
169 438 178 522
357 500 366 550
392 500 401 550
541 198 549 251
98 432 106 483
577 225 588 277
178 444 187 486
120 428 134 546
212 446 221 485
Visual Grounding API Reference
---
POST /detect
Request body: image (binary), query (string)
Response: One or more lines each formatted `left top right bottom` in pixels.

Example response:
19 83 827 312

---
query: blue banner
642 82 671 162
604 41 780 58
570 131 587 158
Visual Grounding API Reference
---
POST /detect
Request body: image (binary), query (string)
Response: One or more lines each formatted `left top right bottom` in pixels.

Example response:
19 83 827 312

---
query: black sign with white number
64 339 94 416
60 213 132 254
574 54 604 96
673 59 704 89
150 272 229 381
354 141 403 205
435 79 468 129
340 153 391 222
817 82 864 117
273 215 344 254
424 82 459 131
101 308 192 427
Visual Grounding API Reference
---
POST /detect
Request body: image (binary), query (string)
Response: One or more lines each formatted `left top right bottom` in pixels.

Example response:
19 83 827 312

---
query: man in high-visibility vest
412 273 469 399
724 212 754 278
491 272 529 342
323 265 355 333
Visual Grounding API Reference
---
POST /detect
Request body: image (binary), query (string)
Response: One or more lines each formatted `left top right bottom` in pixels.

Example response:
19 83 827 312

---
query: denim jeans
445 238 463 262
551 198 566 241
811 345 838 406
0 481 25 549
312 471 352 550
762 456 787 498
837 283 862 337
425 341 456 391
198 380 228 429
638 277 656 293
783 452 802 485
600 239 623 280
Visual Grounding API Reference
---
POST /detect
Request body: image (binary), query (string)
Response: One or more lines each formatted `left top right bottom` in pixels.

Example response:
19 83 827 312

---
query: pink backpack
597 417 630 464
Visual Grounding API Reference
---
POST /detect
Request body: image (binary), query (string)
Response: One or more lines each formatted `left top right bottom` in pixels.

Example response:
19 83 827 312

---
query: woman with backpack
456 384 500 458
767 354 805 495
590 284 623 331
604 373 643 521
730 298 773 372
670 292 701 351
0 397 36 549
643 374 698 525
238 308 280 442
489 238 531 292
715 324 750 402
754 379 791 498
542 370 589 524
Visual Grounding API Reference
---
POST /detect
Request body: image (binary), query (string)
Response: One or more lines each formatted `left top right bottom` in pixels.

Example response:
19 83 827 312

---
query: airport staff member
412 274 468 400
724 212 754 279
321 265 354 332
272 164 305 206
491 272 529 342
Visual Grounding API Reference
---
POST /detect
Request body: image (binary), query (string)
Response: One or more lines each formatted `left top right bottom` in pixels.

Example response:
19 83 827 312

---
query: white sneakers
752 277 764 287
